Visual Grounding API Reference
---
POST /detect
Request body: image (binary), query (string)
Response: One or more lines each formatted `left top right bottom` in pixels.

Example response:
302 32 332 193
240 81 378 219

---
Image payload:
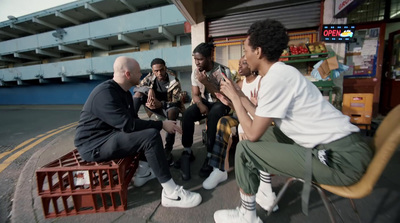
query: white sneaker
161 186 202 208
133 161 156 187
256 191 279 212
202 168 228 190
214 207 263 223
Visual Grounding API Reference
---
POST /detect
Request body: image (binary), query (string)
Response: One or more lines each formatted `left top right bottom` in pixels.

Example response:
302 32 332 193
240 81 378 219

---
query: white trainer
214 207 263 223
161 186 202 208
256 191 279 212
133 161 156 187
202 168 228 190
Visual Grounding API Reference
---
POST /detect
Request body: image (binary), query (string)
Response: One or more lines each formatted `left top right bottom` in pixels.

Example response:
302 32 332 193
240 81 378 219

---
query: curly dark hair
151 58 166 67
193 42 214 58
247 19 289 62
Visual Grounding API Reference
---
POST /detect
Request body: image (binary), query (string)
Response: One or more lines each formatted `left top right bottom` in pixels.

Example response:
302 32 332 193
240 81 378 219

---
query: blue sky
0 0 77 22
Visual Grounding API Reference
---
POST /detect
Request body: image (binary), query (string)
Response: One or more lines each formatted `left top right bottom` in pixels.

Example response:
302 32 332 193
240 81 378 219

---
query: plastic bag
311 60 349 80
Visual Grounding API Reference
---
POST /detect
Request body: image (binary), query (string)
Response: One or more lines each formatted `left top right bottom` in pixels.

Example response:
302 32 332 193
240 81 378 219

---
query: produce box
307 42 327 54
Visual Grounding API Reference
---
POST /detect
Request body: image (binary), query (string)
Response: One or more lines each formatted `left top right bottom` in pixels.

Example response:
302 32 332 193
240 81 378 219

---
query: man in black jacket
74 56 202 208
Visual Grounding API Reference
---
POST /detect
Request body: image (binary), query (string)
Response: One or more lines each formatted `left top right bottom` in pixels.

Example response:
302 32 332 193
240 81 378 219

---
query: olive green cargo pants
235 126 372 195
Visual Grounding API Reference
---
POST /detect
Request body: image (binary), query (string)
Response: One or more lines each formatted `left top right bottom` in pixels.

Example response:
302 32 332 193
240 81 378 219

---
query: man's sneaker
198 157 213 178
214 207 263 223
174 151 195 169
161 186 202 208
180 151 191 181
256 191 279 212
202 168 228 190
133 161 156 187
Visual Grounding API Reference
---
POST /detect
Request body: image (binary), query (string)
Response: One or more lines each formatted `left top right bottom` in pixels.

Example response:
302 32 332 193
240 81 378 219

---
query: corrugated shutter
208 1 321 38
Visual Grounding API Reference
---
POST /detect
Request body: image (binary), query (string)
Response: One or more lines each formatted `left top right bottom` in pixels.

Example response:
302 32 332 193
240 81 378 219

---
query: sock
259 170 273 194
239 191 257 222
184 147 192 154
161 178 178 195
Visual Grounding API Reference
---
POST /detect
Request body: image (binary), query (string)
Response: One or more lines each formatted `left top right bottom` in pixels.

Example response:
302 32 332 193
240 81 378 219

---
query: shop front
172 0 400 116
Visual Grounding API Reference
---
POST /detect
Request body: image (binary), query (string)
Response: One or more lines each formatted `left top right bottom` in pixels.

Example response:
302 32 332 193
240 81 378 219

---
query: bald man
75 56 202 208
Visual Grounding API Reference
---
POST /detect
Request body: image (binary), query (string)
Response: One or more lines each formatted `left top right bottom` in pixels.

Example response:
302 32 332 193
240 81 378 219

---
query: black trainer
174 151 195 169
180 151 192 181
199 157 213 178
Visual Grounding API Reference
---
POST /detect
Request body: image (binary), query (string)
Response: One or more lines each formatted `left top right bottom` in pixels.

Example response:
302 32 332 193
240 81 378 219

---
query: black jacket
74 79 162 156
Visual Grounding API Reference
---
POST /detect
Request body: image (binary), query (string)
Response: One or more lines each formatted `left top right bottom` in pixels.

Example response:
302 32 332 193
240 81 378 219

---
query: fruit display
289 44 309 55
307 42 327 54
279 48 290 61
281 48 290 56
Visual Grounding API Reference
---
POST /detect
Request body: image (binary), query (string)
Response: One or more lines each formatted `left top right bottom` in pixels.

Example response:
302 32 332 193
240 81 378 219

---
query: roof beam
61 76 74 82
17 79 29 86
0 56 21 63
55 11 81 25
119 0 138 12
14 53 40 60
39 78 52 84
158 26 175 41
85 3 108 19
35 49 60 57
10 24 37 34
0 30 19 38
58 45 82 54
118 34 138 46
32 17 59 29
90 74 110 80
87 40 109 50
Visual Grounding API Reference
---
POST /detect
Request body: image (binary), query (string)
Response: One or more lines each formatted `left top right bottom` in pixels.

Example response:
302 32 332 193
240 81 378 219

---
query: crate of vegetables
307 42 327 54
289 44 309 55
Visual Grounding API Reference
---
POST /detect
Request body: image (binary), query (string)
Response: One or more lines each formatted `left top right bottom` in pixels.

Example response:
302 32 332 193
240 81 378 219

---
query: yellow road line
0 122 78 173
0 122 76 160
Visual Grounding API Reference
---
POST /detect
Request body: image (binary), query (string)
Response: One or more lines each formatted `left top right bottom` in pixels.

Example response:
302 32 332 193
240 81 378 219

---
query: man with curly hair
214 19 371 223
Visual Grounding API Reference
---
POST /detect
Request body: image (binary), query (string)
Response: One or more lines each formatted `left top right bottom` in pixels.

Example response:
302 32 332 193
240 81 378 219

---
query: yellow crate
342 93 373 125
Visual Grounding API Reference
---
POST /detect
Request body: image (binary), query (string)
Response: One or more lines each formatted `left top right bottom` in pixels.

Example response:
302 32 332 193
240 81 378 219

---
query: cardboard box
318 56 339 79
342 93 373 125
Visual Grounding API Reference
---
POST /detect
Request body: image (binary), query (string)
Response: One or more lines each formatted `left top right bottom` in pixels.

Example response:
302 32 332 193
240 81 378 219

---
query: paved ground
9 107 400 223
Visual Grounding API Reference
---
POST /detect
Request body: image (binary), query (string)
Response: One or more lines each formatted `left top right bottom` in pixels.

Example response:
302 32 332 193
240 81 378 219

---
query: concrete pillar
323 0 347 109
190 21 206 70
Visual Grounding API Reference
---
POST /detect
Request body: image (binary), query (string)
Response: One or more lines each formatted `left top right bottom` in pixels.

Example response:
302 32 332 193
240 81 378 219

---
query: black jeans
133 95 179 153
181 99 230 153
90 128 172 184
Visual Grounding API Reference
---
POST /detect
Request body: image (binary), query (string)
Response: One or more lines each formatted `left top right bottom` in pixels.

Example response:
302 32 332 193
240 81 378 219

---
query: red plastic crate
36 149 140 218
40 190 127 218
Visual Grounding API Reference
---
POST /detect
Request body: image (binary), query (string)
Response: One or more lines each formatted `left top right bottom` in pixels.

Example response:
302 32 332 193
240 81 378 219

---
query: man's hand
147 89 156 104
196 70 208 85
196 101 209 115
239 133 249 141
219 73 241 103
162 120 182 134
146 95 162 110
215 92 232 107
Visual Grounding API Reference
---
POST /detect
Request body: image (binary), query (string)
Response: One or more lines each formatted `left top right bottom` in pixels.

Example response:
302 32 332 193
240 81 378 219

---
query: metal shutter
208 1 321 38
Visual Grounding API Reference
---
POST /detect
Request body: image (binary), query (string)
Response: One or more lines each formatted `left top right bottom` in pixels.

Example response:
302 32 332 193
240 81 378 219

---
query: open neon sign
321 24 356 42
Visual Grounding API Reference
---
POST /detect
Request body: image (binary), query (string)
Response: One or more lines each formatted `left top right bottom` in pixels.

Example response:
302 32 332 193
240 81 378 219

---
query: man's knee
133 91 145 98
182 104 199 122
167 108 179 120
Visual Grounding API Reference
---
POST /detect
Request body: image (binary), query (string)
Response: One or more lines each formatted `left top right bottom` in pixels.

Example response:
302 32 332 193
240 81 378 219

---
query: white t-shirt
238 75 261 134
255 62 359 148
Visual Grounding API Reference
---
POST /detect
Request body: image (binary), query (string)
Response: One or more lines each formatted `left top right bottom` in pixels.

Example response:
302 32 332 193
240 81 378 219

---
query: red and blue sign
322 24 356 42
